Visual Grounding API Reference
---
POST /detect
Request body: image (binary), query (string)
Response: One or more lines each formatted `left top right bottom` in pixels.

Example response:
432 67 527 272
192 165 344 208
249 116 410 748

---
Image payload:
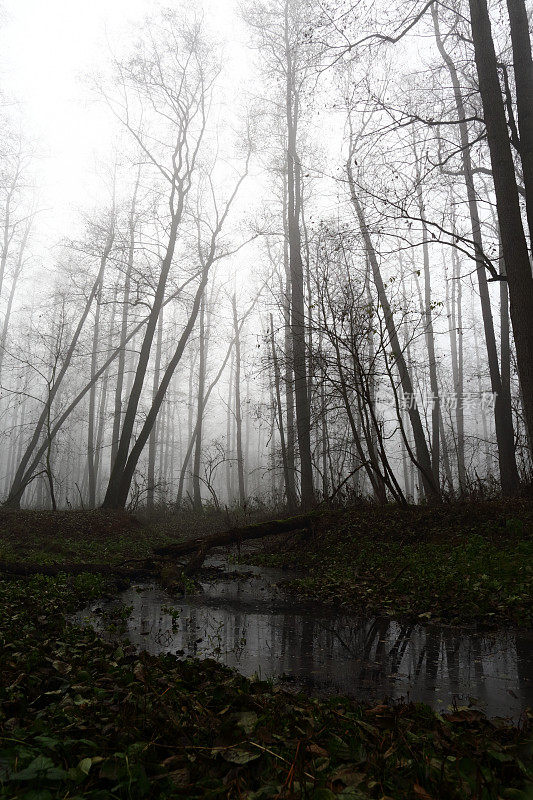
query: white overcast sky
0 0 245 241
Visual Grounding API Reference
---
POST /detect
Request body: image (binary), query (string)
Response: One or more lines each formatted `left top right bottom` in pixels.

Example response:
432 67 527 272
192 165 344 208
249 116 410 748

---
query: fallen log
0 559 155 579
157 513 315 576
0 513 317 583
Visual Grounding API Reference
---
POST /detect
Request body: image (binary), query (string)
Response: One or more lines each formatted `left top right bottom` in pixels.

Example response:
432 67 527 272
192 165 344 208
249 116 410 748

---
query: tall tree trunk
282 187 297 505
94 287 118 494
270 313 295 507
433 5 521 493
107 261 213 509
111 173 139 468
500 251 512 419
468 0 533 454
147 310 164 510
473 314 492 477
226 351 234 505
193 297 207 512
176 318 243 508
450 237 467 490
415 177 440 484
87 286 103 508
103 203 182 508
284 2 314 508
506 0 533 250
231 294 246 505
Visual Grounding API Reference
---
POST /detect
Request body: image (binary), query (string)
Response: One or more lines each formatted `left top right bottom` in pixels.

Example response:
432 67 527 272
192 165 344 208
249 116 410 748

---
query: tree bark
433 3 520 493
506 0 533 250
468 0 533 454
111 173 139 469
147 311 164 510
415 177 440 484
284 1 314 508
232 294 246 505
347 156 440 501
192 296 207 512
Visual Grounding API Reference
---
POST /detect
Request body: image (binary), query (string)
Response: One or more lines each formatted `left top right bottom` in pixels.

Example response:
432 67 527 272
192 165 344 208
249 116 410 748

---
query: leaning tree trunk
102 203 183 509
5 221 115 509
347 156 440 501
415 178 440 485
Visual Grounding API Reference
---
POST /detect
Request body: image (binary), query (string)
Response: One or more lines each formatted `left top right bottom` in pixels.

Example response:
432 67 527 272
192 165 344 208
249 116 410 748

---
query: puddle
71 563 533 722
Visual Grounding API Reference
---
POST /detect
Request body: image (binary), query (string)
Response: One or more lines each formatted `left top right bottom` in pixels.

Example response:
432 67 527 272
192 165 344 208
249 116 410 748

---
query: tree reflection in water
72 571 533 722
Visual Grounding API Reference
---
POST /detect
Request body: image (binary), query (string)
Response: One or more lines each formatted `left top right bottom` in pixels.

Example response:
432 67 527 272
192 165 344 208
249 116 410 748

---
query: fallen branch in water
153 513 315 574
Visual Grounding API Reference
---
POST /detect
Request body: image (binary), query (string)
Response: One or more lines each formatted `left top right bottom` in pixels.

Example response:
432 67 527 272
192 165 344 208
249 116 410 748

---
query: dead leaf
414 782 434 799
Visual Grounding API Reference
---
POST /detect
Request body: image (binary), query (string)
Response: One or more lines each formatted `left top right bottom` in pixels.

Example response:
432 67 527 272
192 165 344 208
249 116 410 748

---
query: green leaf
221 748 261 765
247 786 280 800
77 757 93 775
10 756 67 782
235 711 258 734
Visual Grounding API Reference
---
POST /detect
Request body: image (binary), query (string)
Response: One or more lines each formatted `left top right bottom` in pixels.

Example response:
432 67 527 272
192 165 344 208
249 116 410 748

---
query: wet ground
71 562 533 722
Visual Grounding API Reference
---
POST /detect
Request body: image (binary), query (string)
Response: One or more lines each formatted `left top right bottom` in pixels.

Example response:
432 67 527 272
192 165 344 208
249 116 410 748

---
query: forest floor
248 500 533 628
0 500 532 625
0 504 532 798
0 570 532 800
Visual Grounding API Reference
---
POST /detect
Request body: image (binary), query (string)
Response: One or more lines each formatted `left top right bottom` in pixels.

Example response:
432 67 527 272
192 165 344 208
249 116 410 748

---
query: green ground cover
0 571 532 800
0 509 217 567
250 502 533 626
0 505 532 798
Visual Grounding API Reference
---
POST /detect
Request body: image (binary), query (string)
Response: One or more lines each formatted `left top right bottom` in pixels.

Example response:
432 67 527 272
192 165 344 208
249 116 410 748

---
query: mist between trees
0 0 532 512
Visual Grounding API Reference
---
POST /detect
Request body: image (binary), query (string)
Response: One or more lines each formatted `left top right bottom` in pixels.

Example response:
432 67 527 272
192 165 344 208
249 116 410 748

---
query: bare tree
467 0 533 454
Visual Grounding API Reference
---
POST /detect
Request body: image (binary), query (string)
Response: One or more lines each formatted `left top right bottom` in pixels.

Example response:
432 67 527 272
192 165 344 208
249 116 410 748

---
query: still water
72 563 533 722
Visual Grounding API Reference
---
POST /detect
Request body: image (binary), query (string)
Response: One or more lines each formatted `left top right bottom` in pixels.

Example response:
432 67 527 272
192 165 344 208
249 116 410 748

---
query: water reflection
72 568 533 722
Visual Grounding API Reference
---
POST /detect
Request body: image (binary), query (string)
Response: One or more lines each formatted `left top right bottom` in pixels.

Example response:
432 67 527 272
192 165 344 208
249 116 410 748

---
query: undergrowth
0 573 532 799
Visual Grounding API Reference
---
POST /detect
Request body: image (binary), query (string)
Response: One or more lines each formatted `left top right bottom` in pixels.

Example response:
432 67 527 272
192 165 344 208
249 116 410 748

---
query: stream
71 562 533 722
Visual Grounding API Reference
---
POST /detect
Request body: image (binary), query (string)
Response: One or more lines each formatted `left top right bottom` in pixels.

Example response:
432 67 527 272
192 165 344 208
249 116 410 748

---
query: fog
0 0 531 510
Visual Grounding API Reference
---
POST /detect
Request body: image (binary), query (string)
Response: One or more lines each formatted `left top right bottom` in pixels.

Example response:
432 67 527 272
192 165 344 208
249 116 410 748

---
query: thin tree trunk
226 351 234 506
270 313 294 507
193 297 207 512
450 235 466 489
347 153 440 501
232 294 246 505
282 190 297 506
147 311 164 510
94 287 118 493
5 229 114 508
